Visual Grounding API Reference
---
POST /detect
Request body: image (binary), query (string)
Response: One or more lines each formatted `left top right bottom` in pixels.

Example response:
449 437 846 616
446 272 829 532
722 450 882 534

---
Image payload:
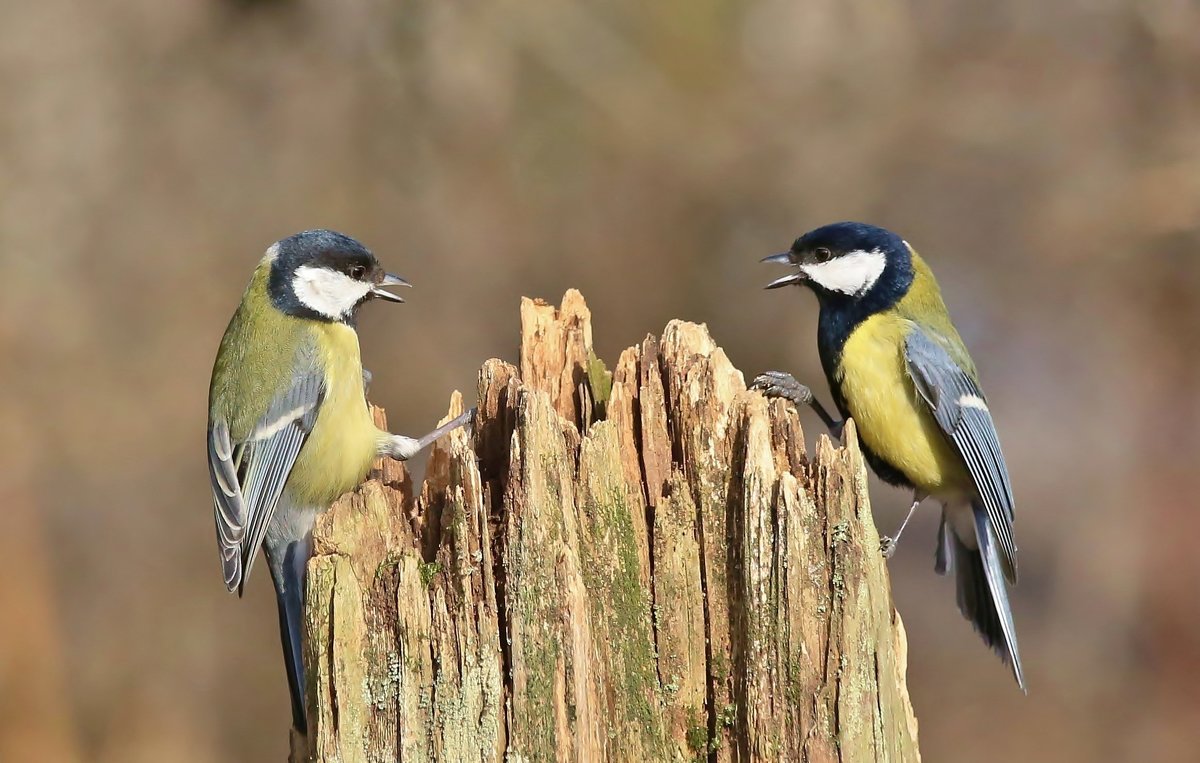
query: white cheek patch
800 248 887 296
292 265 372 319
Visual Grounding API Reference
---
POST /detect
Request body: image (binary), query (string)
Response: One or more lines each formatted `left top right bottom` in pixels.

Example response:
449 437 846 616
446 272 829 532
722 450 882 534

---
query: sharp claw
880 536 896 558
753 371 824 414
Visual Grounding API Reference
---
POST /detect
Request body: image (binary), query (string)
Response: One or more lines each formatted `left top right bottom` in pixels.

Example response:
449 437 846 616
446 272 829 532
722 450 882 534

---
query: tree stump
290 290 920 763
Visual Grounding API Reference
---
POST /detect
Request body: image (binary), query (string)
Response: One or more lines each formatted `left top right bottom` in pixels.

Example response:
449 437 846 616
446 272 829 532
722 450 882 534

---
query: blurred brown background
1 0 1198 760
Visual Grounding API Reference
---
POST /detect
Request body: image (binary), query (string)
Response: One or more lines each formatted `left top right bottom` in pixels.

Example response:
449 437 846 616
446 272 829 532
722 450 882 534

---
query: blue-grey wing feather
208 343 324 594
209 419 248 590
905 327 1017 581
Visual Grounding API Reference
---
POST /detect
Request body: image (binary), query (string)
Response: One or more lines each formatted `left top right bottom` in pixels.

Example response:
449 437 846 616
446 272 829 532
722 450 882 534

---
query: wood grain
291 291 920 763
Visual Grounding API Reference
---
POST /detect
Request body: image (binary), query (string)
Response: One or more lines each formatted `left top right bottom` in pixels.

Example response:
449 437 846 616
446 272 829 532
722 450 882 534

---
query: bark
290 290 920 763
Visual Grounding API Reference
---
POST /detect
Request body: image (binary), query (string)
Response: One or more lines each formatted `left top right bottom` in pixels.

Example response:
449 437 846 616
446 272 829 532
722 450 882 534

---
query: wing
209 353 324 594
905 326 1017 581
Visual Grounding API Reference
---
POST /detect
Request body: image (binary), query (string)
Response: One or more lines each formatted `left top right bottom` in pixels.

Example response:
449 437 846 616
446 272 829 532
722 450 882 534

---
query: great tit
207 229 473 731
752 221 1023 689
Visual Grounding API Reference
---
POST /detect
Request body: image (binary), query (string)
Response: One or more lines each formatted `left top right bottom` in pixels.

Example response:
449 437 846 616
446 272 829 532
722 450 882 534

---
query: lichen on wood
291 290 920 763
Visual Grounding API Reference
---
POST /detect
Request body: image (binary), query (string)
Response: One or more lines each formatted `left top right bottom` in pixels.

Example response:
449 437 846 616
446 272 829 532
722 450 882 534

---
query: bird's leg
751 371 844 440
413 407 476 450
361 368 373 394
880 491 925 558
383 407 477 461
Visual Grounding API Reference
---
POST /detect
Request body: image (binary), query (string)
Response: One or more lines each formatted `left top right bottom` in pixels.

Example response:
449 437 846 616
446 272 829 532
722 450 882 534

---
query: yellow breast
286 323 382 505
837 314 968 495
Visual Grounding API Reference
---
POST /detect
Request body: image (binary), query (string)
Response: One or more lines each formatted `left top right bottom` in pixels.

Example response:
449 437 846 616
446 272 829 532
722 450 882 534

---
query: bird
751 221 1023 689
207 229 474 732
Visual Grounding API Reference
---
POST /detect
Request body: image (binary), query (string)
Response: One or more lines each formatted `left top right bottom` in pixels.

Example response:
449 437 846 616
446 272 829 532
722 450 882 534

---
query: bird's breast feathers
835 314 968 495
287 322 381 504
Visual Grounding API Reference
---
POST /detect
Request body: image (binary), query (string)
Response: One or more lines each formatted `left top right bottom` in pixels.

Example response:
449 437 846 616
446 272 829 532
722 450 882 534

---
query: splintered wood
296 290 920 763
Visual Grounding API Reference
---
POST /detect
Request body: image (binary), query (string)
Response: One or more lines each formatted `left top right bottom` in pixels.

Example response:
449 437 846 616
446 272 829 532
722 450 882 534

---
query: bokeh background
2 1 1198 760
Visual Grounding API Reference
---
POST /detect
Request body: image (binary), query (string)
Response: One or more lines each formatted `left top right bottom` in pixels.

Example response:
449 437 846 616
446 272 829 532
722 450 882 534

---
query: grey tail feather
935 516 951 576
942 506 1026 691
268 539 310 733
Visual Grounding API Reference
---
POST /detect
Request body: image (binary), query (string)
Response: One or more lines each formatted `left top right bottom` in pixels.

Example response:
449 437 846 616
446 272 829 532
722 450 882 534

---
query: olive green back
209 262 307 440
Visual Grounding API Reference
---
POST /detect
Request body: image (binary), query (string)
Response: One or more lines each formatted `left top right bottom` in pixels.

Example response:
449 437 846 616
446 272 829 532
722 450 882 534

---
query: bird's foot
751 371 814 407
880 535 897 558
752 371 844 439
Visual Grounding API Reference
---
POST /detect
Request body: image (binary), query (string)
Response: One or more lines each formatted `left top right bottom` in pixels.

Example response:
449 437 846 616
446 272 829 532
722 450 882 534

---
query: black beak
762 252 804 289
372 273 412 303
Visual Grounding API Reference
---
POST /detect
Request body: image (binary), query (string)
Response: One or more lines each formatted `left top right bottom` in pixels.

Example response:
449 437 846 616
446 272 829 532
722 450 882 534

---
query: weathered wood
292 290 920 763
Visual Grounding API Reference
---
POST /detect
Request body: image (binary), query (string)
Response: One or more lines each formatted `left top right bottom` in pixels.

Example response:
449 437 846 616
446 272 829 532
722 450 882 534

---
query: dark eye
349 265 366 280
814 247 833 263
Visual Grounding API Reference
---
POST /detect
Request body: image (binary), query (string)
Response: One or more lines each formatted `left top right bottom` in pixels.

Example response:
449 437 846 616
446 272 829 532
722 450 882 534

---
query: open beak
761 252 805 289
372 273 412 303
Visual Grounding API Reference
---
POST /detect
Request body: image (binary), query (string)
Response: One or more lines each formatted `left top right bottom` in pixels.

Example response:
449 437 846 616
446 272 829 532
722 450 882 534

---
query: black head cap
792 222 907 261
765 221 914 310
267 229 402 324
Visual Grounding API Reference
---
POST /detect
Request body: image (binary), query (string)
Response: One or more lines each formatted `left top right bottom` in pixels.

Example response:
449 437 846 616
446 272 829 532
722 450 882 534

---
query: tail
936 503 1025 690
267 537 311 733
